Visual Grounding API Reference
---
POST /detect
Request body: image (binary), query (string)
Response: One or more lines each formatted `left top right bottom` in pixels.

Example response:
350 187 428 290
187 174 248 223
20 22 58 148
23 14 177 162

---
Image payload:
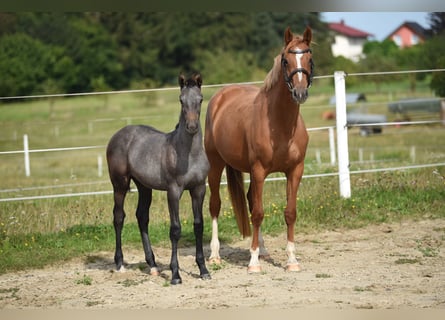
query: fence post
328 127 336 165
23 134 31 177
97 154 103 177
334 71 351 198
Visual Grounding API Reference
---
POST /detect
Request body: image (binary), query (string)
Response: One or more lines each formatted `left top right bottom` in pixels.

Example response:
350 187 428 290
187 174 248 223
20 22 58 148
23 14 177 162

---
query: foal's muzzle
185 115 199 134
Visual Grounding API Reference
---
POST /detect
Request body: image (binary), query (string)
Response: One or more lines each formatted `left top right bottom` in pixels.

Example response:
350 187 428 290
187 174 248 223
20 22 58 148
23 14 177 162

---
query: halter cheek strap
281 48 314 90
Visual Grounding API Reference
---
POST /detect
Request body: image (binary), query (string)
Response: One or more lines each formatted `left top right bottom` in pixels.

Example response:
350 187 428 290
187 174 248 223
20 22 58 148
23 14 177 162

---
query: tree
425 13 445 96
360 40 400 92
428 12 445 36
0 33 57 97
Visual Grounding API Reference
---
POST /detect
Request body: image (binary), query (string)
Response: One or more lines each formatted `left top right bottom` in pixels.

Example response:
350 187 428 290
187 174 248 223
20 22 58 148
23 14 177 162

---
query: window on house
411 34 419 45
393 35 402 46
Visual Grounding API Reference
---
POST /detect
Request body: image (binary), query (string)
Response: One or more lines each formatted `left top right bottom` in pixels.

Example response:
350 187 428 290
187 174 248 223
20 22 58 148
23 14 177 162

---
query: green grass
0 77 444 274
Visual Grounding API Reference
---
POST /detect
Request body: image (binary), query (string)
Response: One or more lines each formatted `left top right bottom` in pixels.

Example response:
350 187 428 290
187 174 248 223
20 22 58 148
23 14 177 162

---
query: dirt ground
0 218 444 310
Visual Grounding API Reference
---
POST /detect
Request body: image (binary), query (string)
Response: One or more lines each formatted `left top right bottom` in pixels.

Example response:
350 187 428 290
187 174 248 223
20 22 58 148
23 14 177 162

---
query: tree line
0 12 443 98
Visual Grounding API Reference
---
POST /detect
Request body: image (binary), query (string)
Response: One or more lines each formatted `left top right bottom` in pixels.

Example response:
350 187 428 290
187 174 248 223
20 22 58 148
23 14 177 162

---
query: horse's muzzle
291 88 308 104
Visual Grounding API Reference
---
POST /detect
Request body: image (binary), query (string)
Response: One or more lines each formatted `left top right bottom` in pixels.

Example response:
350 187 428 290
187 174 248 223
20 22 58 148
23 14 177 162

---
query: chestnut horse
204 27 313 272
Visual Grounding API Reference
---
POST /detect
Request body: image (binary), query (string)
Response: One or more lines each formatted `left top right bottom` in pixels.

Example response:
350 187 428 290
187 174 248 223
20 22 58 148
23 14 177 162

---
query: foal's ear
284 26 293 45
178 73 186 89
303 26 312 46
193 73 202 88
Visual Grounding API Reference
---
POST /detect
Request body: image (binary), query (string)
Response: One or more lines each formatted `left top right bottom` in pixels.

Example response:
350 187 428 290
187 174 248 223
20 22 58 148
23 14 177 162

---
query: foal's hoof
286 263 302 272
170 278 182 285
116 265 126 273
247 265 262 274
150 267 160 276
201 273 211 280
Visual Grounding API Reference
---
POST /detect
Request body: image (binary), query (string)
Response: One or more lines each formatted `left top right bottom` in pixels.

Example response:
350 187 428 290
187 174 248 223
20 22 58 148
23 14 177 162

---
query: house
328 20 373 62
385 21 431 48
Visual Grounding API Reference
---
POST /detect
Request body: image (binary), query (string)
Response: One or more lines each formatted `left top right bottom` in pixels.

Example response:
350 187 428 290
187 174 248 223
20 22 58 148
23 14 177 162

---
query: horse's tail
226 165 251 238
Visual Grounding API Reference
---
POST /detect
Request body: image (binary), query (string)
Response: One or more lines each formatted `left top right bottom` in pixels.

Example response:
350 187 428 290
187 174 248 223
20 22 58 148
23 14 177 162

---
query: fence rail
1 68 444 202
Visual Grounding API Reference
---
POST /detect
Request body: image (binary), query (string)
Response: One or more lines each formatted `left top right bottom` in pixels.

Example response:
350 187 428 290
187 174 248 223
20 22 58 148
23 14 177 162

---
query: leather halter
281 48 314 90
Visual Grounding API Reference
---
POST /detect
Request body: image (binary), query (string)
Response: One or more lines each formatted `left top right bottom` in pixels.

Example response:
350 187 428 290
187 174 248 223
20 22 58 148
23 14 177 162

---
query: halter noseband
281 48 314 90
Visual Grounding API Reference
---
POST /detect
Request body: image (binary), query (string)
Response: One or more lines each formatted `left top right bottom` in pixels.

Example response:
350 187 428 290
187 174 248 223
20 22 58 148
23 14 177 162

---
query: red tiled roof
328 21 373 38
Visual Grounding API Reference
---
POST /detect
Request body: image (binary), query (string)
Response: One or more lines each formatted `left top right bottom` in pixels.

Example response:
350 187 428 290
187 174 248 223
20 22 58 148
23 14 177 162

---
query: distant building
385 21 431 48
328 20 373 62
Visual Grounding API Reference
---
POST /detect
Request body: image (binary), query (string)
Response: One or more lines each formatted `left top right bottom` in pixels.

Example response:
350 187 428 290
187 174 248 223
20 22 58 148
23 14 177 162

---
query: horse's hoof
150 267 160 276
170 278 182 285
247 265 262 274
286 263 302 272
201 273 211 280
209 257 221 265
117 265 126 273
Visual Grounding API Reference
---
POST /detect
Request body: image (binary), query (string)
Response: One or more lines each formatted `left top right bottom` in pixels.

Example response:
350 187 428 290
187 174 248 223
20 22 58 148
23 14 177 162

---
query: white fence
1 69 444 202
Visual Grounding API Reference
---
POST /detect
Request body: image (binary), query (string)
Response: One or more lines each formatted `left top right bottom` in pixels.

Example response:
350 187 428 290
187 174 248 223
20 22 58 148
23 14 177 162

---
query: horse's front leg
190 184 211 280
167 186 183 284
247 185 269 260
248 166 266 273
207 163 224 264
284 164 305 272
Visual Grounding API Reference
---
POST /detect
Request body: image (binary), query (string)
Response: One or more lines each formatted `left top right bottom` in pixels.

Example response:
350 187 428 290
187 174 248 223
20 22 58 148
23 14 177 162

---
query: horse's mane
262 53 282 92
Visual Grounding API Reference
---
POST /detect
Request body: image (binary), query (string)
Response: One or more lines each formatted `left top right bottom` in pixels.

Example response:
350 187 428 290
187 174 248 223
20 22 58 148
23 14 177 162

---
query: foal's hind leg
134 180 159 276
112 185 128 271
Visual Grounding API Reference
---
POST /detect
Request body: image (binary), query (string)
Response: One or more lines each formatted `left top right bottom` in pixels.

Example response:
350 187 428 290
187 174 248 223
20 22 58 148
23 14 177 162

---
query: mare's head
178 73 203 134
281 26 314 104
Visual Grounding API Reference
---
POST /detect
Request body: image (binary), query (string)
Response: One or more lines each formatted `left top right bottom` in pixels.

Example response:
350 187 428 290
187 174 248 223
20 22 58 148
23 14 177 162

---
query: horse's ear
284 26 293 45
193 73 202 88
178 74 186 89
303 26 312 46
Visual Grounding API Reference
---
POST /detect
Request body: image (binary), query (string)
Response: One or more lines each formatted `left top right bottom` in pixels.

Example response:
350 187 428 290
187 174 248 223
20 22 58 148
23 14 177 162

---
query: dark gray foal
106 73 210 284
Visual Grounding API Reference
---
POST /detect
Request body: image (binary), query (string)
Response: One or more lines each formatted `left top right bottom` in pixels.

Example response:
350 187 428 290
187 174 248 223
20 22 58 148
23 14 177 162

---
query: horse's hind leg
134 180 159 276
190 184 211 280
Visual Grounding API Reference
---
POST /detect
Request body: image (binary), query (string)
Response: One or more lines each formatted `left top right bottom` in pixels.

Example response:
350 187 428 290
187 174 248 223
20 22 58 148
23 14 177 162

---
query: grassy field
0 75 444 274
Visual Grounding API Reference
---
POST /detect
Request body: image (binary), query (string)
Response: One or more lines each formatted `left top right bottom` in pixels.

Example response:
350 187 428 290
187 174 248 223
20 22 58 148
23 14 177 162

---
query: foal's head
178 73 203 134
281 26 314 104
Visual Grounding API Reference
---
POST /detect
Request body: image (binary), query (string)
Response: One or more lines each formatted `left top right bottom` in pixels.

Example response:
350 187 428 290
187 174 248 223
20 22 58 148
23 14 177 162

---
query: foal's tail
226 165 251 238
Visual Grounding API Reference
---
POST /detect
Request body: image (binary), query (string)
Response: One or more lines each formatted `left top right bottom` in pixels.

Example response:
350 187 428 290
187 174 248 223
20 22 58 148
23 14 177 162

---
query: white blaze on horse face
294 48 304 82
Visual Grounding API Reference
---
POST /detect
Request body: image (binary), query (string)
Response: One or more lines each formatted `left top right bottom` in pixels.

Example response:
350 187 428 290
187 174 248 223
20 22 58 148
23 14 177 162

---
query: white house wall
331 35 366 62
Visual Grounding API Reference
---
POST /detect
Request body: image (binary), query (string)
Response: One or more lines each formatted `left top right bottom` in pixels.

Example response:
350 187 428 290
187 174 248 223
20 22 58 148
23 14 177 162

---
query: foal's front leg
190 184 211 280
167 186 183 284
